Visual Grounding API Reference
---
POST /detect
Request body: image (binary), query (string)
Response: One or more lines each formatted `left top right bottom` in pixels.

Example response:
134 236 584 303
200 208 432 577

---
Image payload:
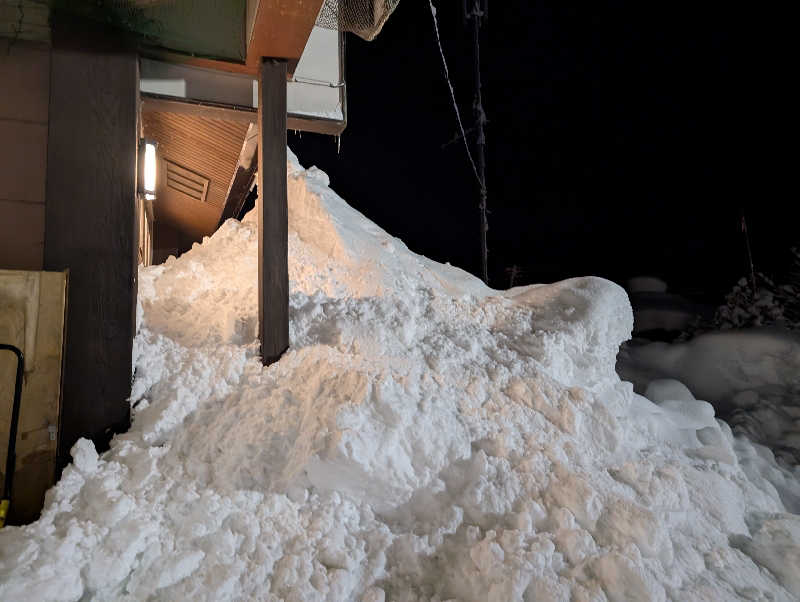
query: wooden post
44 29 138 470
258 58 289 365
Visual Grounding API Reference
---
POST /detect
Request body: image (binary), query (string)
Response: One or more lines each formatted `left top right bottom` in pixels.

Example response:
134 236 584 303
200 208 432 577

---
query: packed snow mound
1 150 798 601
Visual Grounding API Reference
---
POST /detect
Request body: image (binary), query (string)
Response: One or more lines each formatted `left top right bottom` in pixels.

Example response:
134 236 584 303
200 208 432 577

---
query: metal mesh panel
316 0 401 41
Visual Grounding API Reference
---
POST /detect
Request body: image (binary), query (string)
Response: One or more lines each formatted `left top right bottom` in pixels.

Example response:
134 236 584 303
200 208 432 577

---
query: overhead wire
427 0 483 191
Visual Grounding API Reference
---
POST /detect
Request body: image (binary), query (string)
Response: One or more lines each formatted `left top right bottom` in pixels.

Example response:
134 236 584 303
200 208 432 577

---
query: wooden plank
0 200 44 270
222 165 256 227
218 164 256 228
258 58 288 365
44 32 138 471
219 123 258 227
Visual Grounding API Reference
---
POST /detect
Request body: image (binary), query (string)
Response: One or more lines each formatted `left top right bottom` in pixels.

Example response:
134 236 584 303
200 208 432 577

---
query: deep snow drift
1 151 799 601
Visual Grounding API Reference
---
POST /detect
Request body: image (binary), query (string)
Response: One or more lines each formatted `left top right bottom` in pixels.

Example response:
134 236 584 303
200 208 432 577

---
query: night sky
290 2 794 303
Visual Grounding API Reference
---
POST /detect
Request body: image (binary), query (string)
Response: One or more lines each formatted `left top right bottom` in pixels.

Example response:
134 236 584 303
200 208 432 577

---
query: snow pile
1 150 799 601
619 329 800 472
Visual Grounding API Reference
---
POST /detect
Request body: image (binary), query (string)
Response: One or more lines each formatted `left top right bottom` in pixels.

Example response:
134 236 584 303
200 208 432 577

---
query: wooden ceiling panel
155 182 221 240
142 110 248 238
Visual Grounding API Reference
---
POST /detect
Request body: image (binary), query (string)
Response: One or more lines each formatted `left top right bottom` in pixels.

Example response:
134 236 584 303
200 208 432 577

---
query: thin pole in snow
429 0 489 285
468 0 489 285
741 210 757 299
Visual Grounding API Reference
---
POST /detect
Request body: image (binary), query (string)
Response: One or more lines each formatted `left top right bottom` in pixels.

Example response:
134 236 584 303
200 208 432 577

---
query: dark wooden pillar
44 30 138 470
258 58 289 365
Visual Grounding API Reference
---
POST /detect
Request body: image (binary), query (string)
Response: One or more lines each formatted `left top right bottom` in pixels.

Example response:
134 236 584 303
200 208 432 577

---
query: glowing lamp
138 139 158 200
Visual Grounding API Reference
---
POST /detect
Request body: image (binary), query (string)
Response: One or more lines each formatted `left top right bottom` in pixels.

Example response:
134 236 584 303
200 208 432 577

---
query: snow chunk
70 438 98 474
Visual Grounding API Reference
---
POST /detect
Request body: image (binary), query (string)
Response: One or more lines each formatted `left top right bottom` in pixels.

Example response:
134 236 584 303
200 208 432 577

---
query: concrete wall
0 39 50 270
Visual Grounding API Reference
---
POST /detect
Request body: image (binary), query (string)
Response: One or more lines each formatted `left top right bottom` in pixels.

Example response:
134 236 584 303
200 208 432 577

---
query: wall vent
164 160 210 203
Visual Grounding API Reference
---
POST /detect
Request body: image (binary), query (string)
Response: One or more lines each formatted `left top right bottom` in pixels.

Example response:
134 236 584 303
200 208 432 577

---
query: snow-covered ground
1 151 799 600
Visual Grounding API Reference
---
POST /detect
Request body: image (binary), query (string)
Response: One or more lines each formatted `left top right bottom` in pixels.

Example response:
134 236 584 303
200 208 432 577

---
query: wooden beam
139 0 321 73
141 93 257 124
44 31 138 471
287 114 347 136
218 168 256 228
247 1 324 65
258 58 289 365
140 46 300 79
142 94 347 137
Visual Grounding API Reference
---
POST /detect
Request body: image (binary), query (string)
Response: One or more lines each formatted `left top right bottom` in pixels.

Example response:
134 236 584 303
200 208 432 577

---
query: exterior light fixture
138 139 158 201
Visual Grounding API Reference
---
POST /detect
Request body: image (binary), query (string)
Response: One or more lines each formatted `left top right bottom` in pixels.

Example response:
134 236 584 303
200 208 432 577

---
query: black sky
290 1 794 302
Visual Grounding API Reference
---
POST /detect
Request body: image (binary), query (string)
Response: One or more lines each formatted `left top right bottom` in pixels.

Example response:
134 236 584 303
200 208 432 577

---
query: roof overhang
138 0 324 78
139 23 347 136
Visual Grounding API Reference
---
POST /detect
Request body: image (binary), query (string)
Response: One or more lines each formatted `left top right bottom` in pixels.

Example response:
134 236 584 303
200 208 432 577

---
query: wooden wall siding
0 201 44 270
0 39 50 122
0 39 50 271
0 120 48 202
0 0 50 45
44 40 138 470
142 110 248 239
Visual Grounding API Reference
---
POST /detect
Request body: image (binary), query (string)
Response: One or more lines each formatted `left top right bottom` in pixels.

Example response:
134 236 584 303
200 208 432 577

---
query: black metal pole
1 344 24 502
